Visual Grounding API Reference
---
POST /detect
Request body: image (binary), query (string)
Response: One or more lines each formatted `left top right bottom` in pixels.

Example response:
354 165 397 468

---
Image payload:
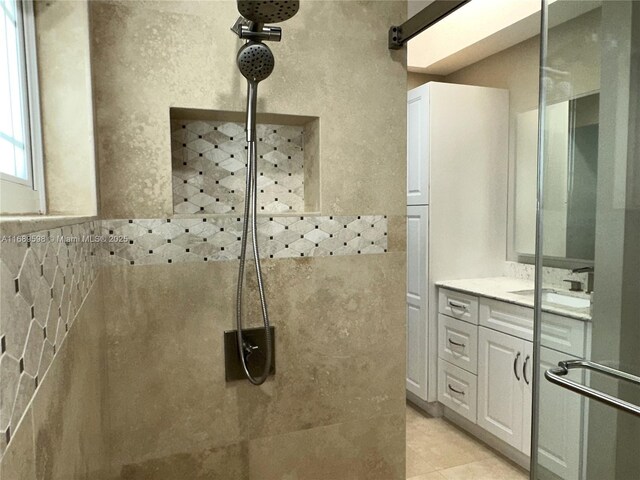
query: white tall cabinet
406 82 509 402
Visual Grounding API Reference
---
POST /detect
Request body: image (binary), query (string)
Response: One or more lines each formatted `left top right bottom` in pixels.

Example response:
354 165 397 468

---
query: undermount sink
511 288 591 310
541 291 591 309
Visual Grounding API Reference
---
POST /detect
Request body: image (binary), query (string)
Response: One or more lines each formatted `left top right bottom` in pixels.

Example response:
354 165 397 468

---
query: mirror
514 92 599 262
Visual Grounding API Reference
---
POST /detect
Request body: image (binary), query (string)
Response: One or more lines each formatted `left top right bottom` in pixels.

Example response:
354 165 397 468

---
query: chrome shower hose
236 139 272 385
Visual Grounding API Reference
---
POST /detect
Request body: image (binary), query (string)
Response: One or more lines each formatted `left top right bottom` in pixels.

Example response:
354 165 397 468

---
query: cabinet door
406 205 429 398
536 347 583 480
407 85 429 205
522 341 533 456
477 327 525 448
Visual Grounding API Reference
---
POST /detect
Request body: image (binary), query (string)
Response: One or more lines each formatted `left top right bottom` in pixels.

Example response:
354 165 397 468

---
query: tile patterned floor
406 404 528 480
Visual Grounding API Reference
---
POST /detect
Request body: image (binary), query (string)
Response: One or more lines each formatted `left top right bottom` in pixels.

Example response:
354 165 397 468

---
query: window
1 0 43 214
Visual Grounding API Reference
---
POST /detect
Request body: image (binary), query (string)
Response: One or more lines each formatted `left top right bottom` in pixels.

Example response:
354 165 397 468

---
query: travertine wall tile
90 1 406 218
34 0 98 215
0 221 98 455
103 253 406 475
248 413 405 480
31 279 109 480
0 409 35 480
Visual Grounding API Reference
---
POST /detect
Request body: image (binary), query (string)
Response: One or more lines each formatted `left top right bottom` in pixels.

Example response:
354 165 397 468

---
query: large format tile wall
0 213 390 474
102 253 406 479
87 0 407 478
0 212 387 454
0 269 109 480
172 120 306 214
0 221 98 456
3 0 407 478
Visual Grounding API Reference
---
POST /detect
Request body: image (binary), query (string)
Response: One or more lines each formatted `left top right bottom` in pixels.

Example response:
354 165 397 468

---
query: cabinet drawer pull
448 384 465 395
513 352 521 381
448 300 468 314
523 355 530 385
448 338 466 348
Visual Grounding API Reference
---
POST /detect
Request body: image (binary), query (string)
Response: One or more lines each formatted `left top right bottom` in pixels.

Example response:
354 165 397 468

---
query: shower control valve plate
224 326 276 382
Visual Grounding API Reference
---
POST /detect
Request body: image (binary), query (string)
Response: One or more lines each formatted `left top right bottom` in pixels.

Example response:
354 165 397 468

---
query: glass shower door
532 1 640 479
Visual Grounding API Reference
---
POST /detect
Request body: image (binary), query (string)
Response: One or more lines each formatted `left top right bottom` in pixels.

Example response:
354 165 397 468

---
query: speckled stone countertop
436 277 592 322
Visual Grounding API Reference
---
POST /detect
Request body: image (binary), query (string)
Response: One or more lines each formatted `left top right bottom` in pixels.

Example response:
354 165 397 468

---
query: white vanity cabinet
477 325 530 452
477 298 583 480
437 286 586 479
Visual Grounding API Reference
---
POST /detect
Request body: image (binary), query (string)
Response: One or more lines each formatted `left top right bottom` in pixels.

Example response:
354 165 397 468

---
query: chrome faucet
572 266 595 294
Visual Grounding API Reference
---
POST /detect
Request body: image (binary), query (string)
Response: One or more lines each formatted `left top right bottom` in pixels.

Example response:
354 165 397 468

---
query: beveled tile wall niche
172 119 307 214
99 215 388 266
0 221 98 455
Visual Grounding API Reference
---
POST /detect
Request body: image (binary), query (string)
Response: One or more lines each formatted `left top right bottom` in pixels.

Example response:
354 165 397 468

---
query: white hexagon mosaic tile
0 222 98 455
171 119 305 215
98 215 387 266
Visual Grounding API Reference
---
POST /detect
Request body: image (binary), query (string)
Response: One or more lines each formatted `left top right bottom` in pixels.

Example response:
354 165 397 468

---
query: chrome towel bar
545 359 640 417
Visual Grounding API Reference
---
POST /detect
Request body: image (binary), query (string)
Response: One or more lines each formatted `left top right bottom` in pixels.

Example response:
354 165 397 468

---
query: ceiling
407 0 601 76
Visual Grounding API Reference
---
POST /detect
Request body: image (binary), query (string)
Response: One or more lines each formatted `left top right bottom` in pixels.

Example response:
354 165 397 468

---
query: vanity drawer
479 298 586 357
438 360 477 423
540 311 586 358
479 298 533 340
438 314 478 374
439 289 479 324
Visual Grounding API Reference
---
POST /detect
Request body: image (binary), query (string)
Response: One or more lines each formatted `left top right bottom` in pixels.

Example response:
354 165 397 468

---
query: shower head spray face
237 41 275 83
237 0 300 24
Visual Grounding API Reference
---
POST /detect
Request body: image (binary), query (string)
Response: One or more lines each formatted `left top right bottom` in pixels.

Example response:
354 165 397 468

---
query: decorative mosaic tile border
0 221 99 455
171 120 305 215
98 215 388 266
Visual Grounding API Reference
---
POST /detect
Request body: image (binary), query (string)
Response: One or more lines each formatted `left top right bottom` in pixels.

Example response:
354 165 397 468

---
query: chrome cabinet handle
448 338 466 348
447 299 467 315
545 360 640 417
513 352 521 381
448 300 468 314
448 384 465 395
523 355 530 385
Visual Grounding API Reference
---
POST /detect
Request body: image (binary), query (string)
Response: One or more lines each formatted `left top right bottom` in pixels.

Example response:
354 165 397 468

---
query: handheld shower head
237 41 274 142
236 41 275 83
237 0 299 24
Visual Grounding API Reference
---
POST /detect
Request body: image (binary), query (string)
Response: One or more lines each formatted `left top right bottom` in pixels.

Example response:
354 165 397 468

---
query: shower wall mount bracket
231 17 282 43
224 326 276 382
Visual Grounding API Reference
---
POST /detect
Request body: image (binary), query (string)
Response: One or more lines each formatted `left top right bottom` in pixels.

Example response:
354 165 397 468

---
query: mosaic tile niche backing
0 221 98 454
171 119 306 214
99 215 388 266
